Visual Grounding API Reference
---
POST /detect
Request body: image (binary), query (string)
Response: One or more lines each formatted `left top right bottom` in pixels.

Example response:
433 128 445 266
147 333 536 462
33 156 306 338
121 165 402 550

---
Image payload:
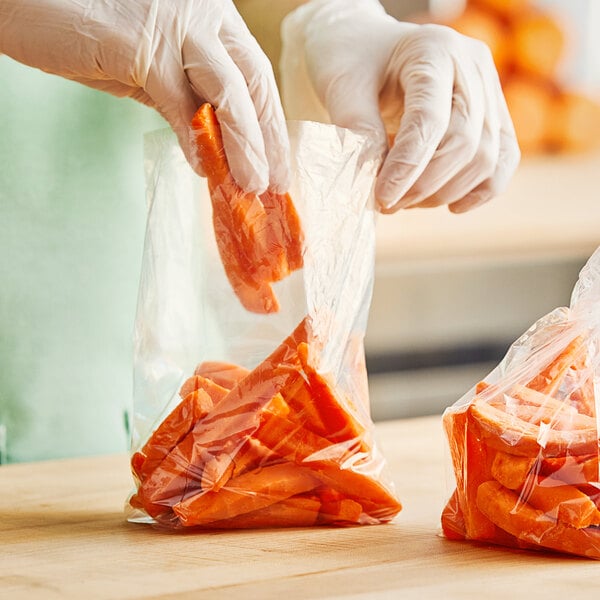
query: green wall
0 57 166 463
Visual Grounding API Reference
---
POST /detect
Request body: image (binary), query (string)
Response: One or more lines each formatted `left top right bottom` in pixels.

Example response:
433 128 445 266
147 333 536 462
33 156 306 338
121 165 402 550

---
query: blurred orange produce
438 0 600 155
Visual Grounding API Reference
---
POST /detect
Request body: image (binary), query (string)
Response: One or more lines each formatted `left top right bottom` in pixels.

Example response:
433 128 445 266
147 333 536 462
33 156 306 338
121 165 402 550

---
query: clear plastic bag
442 247 600 558
127 120 401 530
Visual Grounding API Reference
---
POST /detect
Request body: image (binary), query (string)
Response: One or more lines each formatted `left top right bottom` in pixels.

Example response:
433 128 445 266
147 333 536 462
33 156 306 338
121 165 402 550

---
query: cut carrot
201 495 321 529
318 498 363 525
519 475 600 529
476 480 556 542
527 335 588 397
178 374 229 403
477 480 600 558
441 489 467 540
312 463 401 522
541 454 599 485
443 408 497 539
469 398 597 458
491 452 535 490
191 103 304 313
131 388 214 484
296 342 367 445
173 463 320 527
131 315 403 529
193 361 250 390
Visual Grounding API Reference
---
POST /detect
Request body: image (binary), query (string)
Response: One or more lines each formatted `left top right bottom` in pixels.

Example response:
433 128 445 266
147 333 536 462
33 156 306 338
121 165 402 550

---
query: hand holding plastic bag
281 0 520 213
442 247 600 559
0 0 289 193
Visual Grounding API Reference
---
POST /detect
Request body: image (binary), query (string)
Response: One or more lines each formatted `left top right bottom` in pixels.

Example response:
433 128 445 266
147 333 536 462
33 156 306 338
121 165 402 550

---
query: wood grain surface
2 416 599 599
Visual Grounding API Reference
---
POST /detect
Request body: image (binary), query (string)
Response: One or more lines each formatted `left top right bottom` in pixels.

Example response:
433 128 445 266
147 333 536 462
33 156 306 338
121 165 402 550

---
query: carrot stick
135 320 310 518
296 342 367 446
201 495 321 529
178 374 229 403
443 408 497 539
476 480 557 541
193 361 250 390
527 335 588 397
469 399 597 457
172 463 320 527
131 388 214 483
477 480 600 559
441 489 467 540
520 475 600 529
318 498 363 525
311 464 401 522
191 103 303 313
541 454 599 485
491 452 535 490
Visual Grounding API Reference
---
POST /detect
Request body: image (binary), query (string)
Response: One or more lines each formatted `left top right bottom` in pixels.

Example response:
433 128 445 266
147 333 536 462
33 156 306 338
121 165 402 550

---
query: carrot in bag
442 311 600 559
191 103 303 314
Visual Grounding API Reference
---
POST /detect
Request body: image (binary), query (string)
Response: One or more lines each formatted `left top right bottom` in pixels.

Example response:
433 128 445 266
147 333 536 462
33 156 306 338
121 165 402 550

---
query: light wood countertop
2 415 598 599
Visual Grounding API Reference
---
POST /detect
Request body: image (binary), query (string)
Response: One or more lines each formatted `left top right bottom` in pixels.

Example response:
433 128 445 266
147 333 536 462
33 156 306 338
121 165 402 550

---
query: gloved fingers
220 11 291 192
183 34 270 194
143 60 207 177
374 45 454 212
404 119 497 211
449 97 520 213
390 56 487 210
319 70 388 157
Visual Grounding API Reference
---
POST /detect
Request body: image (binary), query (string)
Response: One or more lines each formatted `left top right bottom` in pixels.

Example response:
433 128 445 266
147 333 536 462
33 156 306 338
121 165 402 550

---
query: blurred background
1 0 599 463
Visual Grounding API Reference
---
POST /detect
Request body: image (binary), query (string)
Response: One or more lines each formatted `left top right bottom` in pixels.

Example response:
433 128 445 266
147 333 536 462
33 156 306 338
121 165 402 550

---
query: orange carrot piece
541 454 599 485
527 335 588 397
202 495 321 529
255 411 339 464
178 374 230 403
135 321 310 520
476 480 557 541
311 464 401 522
132 388 214 484
520 475 600 529
191 103 303 313
173 463 320 527
318 498 363 525
469 399 597 458
193 361 250 390
477 480 600 559
443 408 497 539
441 489 467 540
295 342 366 445
491 452 535 490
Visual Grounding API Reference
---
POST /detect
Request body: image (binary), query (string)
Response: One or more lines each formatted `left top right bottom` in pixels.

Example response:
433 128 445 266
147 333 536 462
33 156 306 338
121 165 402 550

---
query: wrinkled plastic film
442 247 600 558
129 122 401 530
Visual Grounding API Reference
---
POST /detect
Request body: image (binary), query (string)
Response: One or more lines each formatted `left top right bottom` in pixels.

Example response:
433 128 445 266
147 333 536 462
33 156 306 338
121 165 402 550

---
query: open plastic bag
442 247 600 558
127 118 402 529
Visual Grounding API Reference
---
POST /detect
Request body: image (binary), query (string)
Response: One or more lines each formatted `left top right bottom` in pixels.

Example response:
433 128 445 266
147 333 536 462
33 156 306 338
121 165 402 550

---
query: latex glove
0 0 289 193
281 0 520 213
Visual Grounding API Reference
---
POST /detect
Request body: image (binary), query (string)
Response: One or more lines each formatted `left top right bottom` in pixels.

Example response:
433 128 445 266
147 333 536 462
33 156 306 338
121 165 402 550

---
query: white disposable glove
281 0 520 213
0 0 289 193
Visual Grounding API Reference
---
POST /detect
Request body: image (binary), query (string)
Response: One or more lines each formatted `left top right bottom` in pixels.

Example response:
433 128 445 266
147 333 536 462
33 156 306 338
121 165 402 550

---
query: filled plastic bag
442 247 600 558
127 113 401 530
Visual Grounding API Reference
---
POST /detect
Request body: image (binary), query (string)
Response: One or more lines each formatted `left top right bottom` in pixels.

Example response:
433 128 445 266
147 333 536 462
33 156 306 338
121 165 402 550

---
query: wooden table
2 415 598 599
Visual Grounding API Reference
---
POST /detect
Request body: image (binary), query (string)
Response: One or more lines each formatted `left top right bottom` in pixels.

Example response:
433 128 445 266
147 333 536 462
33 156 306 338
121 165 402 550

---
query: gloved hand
281 0 520 213
0 0 289 193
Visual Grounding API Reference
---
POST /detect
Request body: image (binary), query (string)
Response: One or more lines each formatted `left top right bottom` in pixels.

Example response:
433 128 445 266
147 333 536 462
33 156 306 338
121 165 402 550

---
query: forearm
0 0 140 84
